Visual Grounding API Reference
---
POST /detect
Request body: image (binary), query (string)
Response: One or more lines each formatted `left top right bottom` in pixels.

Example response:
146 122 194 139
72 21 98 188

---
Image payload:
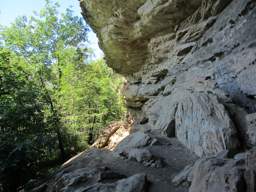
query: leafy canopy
0 1 125 191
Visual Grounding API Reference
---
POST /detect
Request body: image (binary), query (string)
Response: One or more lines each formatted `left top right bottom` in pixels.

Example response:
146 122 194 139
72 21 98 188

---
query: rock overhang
80 0 256 157
80 0 206 75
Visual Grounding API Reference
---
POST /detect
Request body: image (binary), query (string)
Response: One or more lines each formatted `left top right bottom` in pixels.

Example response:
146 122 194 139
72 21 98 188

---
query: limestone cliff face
81 0 256 157
31 1 256 191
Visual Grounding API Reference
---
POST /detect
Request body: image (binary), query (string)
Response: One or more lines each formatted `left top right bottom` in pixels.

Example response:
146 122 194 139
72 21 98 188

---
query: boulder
173 149 256 192
114 132 152 155
147 91 240 157
175 92 240 156
189 156 246 192
127 148 152 163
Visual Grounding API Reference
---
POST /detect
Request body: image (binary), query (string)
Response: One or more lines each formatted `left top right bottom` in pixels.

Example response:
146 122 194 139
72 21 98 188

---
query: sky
0 0 104 59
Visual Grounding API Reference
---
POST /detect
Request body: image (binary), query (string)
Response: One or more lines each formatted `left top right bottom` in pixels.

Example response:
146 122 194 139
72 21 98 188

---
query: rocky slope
32 0 256 191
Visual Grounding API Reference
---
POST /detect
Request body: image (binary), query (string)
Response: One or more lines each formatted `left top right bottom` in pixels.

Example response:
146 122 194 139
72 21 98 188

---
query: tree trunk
87 102 97 145
55 123 65 161
88 115 96 145
39 73 66 161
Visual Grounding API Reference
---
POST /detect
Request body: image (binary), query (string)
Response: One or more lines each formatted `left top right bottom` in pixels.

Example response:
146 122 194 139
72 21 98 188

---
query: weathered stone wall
81 0 256 157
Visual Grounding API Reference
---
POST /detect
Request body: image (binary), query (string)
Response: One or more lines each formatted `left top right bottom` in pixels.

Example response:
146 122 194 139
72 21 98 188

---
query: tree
0 48 47 191
1 0 88 160
60 59 125 145
0 1 125 191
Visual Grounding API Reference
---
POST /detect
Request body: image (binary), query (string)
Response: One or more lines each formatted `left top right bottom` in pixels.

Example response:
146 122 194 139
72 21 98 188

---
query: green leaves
59 59 125 144
0 1 125 190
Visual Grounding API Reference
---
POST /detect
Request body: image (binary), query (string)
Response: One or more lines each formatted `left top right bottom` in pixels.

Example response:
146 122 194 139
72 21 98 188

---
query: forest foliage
0 1 125 191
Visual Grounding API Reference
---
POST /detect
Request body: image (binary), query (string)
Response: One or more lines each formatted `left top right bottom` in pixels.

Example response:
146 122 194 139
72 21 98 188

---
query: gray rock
245 113 256 146
114 133 164 167
175 92 240 157
145 89 240 157
188 157 246 192
237 66 256 96
244 148 256 192
81 0 204 75
233 152 246 163
127 148 152 163
114 132 152 155
172 164 194 187
80 174 147 192
215 150 230 159
115 174 147 192
174 149 256 192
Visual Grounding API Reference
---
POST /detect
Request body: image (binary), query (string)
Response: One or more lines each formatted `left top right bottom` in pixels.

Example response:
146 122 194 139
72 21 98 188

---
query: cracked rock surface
82 0 256 157
31 137 197 192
